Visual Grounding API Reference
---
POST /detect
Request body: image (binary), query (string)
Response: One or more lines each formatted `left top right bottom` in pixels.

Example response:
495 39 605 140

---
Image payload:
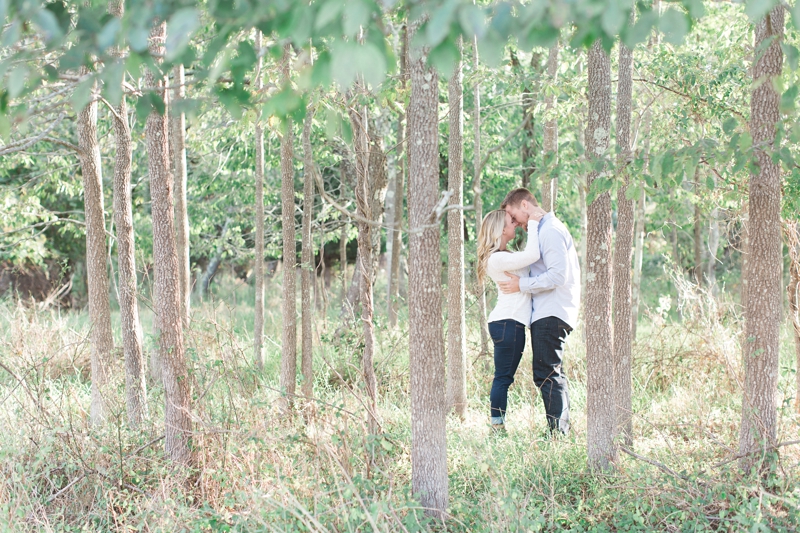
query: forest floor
0 274 798 532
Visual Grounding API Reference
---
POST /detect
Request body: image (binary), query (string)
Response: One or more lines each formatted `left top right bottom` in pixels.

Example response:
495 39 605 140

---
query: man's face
505 201 529 228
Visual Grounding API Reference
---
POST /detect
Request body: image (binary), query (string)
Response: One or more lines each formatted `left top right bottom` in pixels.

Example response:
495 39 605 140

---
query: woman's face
501 211 516 244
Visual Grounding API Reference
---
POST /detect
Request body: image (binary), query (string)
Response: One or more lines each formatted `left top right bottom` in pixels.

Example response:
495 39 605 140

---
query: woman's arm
487 220 540 272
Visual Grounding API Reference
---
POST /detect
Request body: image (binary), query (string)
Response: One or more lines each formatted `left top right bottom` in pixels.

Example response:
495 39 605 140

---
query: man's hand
498 272 521 294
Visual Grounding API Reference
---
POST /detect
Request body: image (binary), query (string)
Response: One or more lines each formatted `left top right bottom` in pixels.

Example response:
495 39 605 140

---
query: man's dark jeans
489 319 526 424
531 316 572 434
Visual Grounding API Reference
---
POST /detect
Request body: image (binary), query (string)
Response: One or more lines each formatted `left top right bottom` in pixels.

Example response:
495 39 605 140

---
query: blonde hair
477 210 507 285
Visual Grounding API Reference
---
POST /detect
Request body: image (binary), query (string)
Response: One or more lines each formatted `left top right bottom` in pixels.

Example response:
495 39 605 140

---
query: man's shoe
491 423 507 435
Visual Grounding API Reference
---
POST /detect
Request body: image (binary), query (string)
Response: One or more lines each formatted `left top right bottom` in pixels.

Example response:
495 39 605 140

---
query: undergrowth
0 271 798 532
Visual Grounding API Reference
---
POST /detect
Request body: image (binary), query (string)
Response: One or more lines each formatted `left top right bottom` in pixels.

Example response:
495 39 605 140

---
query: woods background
1 0 800 530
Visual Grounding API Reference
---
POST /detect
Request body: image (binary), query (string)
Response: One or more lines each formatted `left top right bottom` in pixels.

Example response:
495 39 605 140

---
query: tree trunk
541 43 559 212
198 218 230 297
146 21 191 464
340 222 348 302
739 6 784 473
631 189 646 339
585 40 615 471
77 75 114 426
513 50 541 191
446 37 467 420
387 25 408 328
279 46 297 410
785 222 800 414
707 186 720 293
612 34 634 447
408 38 448 518
348 94 378 424
301 108 315 398
472 37 490 356
171 63 190 327
694 199 703 284
253 29 266 370
109 0 146 428
368 118 389 283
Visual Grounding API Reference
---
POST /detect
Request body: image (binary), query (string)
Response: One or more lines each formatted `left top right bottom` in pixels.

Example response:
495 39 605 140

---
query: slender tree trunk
171 64 190 327
349 94 378 424
301 108 316 398
109 0 146 428
585 40 615 471
785 222 800 414
146 21 191 464
694 198 703 284
367 118 389 282
472 37 490 356
77 75 114 426
408 38 448 519
631 189 645 339
447 37 467 419
707 183 720 293
340 222 348 302
612 32 634 446
514 50 540 191
739 6 784 473
388 25 408 328
541 43 559 212
279 46 297 410
253 29 266 370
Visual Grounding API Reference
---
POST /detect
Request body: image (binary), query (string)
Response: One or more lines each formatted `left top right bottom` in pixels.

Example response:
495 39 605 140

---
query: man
499 188 580 435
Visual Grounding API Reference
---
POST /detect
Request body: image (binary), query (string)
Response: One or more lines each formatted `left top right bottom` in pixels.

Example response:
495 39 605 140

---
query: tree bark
472 37 490 356
585 40 616 471
513 50 541 191
387 25 408 328
408 38 448 518
631 189 646 339
739 6 784 473
146 21 192 464
367 118 389 282
694 198 703 284
279 46 297 410
109 0 146 428
348 93 378 424
612 33 634 447
253 29 266 370
171 63 190 327
446 37 467 420
77 74 114 426
785 222 800 414
301 108 315 399
541 43 559 212
707 185 720 293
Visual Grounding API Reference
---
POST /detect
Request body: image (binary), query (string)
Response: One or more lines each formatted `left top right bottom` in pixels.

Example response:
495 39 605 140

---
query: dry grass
0 272 798 532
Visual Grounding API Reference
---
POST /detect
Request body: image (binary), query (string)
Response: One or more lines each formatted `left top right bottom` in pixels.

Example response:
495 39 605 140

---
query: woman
477 209 541 431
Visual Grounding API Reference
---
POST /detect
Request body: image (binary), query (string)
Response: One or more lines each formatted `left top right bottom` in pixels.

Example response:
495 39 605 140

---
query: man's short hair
501 188 539 209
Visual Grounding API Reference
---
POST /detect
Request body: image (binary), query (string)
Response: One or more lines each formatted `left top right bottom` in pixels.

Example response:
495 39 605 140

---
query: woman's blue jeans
489 319 527 424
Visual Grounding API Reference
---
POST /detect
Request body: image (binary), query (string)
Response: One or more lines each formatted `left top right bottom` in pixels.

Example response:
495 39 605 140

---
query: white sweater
486 220 540 326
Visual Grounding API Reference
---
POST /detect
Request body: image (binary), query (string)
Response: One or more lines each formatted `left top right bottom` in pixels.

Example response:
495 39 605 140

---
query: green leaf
706 174 715 190
780 85 798 112
71 76 94 113
681 0 705 19
426 0 458 47
722 117 738 134
792 1 800 31
458 4 485 39
129 22 149 53
659 9 689 46
33 6 63 43
0 112 9 141
166 8 201 61
330 40 359 89
7 65 27 99
100 60 125 106
97 17 121 53
744 0 778 23
782 44 799 71
355 42 387 88
428 38 459 79
600 0 626 38
477 32 505 68
315 0 344 31
343 0 371 38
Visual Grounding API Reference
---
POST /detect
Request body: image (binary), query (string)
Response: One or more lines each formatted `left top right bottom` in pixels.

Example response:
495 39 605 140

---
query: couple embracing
477 188 581 435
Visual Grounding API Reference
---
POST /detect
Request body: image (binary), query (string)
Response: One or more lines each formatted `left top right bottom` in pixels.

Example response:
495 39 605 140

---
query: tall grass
0 268 798 532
